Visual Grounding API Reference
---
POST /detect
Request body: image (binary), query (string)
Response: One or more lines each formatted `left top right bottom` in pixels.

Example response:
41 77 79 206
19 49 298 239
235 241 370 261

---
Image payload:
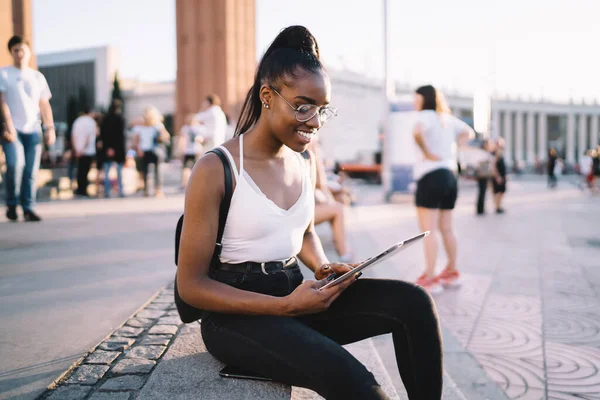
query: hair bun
268 26 320 59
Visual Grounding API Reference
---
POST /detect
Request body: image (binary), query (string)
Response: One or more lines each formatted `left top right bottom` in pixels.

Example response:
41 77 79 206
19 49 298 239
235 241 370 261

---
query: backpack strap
174 147 233 267
209 147 233 261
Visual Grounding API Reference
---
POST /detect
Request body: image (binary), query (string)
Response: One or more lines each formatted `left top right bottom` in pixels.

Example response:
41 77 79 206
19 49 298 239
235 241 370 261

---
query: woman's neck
243 118 286 159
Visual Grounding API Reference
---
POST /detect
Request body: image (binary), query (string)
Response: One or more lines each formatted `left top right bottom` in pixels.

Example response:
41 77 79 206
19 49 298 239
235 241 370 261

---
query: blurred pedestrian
491 138 507 213
1 35 55 222
71 106 97 197
547 148 559 188
579 149 596 192
475 139 494 216
412 85 474 294
100 99 126 197
195 94 227 150
179 113 205 189
310 141 353 263
131 106 170 197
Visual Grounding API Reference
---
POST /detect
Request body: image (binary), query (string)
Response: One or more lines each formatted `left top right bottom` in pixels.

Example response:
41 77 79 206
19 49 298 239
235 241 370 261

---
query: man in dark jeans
1 36 55 222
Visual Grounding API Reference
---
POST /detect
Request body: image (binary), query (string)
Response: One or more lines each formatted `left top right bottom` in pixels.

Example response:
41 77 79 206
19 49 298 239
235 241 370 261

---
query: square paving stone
136 309 166 319
114 326 144 338
88 392 131 400
85 350 120 365
126 345 166 360
100 375 146 391
111 358 156 375
148 325 178 335
125 317 155 328
65 365 110 385
155 316 182 325
164 310 180 317
98 337 135 352
151 296 173 303
46 385 91 400
145 302 172 310
141 335 172 346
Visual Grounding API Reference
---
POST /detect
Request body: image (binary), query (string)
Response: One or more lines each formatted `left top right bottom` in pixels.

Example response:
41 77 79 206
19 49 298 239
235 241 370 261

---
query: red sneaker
415 274 444 294
436 268 461 288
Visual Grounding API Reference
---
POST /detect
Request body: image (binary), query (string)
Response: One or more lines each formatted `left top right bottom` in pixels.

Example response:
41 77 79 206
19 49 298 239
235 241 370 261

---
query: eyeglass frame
269 86 338 124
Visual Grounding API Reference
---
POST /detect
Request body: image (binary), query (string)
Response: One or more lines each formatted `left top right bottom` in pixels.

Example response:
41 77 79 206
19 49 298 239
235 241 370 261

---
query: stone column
526 111 535 166
515 111 524 164
502 110 512 165
0 0 35 67
590 115 599 149
538 112 547 161
566 113 576 164
578 114 588 162
175 0 256 133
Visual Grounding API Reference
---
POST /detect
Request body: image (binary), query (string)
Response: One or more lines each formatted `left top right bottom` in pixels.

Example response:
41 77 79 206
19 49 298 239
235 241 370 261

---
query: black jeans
476 177 488 214
142 151 164 192
201 265 443 399
76 155 93 196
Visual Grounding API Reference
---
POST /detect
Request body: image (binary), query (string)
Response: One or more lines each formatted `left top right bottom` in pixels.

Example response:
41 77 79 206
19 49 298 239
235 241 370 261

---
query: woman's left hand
315 263 358 280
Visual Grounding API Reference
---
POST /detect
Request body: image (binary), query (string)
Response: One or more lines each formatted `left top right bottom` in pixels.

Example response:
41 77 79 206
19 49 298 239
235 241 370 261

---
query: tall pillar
577 114 588 162
515 111 524 164
538 112 547 161
502 110 512 165
526 111 535 166
590 115 599 148
175 0 256 133
566 113 575 164
0 0 35 67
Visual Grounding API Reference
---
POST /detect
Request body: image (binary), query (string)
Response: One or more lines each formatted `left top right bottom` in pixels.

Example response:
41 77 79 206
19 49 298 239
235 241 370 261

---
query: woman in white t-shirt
131 106 171 197
412 85 473 294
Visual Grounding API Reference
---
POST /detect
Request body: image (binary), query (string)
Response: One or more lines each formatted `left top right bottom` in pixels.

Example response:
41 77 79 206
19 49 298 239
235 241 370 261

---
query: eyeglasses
270 87 337 124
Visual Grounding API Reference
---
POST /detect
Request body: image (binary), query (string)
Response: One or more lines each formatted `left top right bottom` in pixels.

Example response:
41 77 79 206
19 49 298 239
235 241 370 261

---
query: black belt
218 257 297 274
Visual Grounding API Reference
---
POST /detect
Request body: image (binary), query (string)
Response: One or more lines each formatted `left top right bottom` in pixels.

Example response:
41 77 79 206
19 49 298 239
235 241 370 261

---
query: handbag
174 147 233 323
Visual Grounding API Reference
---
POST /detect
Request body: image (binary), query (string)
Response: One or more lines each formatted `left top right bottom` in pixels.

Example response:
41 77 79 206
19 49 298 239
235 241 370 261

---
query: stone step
138 323 400 400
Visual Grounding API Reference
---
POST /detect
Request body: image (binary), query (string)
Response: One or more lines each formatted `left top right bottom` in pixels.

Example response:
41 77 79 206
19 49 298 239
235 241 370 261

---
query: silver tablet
319 231 430 290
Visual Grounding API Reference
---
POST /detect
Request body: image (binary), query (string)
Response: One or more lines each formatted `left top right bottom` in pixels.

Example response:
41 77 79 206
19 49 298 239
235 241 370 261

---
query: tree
111 72 122 101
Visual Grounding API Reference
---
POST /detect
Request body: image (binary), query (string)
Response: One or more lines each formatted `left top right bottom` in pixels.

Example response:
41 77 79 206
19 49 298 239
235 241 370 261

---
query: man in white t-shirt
195 94 227 149
71 107 98 196
1 36 55 222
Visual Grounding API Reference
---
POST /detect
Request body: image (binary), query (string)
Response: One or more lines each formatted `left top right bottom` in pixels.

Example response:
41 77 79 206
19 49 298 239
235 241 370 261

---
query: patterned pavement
340 179 600 400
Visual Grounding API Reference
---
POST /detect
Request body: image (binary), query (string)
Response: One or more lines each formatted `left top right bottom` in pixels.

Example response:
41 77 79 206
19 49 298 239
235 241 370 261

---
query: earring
263 103 269 109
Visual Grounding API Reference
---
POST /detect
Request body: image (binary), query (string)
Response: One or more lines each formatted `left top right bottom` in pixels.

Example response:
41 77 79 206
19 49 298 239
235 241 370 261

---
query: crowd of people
64 94 230 199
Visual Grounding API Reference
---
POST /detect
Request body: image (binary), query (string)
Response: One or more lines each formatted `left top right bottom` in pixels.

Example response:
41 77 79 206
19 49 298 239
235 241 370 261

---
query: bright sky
32 0 600 103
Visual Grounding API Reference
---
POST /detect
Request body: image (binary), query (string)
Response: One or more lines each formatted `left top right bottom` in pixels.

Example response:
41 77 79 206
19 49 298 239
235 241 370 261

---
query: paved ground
1 175 599 399
0 196 185 400
341 178 600 399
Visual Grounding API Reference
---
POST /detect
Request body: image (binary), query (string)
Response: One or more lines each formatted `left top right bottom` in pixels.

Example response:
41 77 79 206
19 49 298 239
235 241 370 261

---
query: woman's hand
281 277 356 316
314 263 355 280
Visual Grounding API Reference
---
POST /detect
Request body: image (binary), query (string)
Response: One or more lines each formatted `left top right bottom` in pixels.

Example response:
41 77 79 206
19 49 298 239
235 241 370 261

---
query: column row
495 110 600 166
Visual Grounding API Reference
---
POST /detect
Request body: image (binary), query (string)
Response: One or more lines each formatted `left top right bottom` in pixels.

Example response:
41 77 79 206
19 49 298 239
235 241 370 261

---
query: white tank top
218 134 314 263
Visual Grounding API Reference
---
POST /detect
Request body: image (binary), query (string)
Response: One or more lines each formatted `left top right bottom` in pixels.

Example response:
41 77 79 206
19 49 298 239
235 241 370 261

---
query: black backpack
174 147 233 323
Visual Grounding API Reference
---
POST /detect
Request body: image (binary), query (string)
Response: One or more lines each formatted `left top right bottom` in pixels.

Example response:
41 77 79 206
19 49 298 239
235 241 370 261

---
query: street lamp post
382 0 394 199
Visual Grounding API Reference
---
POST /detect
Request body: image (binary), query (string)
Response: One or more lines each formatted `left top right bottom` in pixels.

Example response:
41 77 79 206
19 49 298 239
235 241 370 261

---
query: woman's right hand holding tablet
280 276 355 316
